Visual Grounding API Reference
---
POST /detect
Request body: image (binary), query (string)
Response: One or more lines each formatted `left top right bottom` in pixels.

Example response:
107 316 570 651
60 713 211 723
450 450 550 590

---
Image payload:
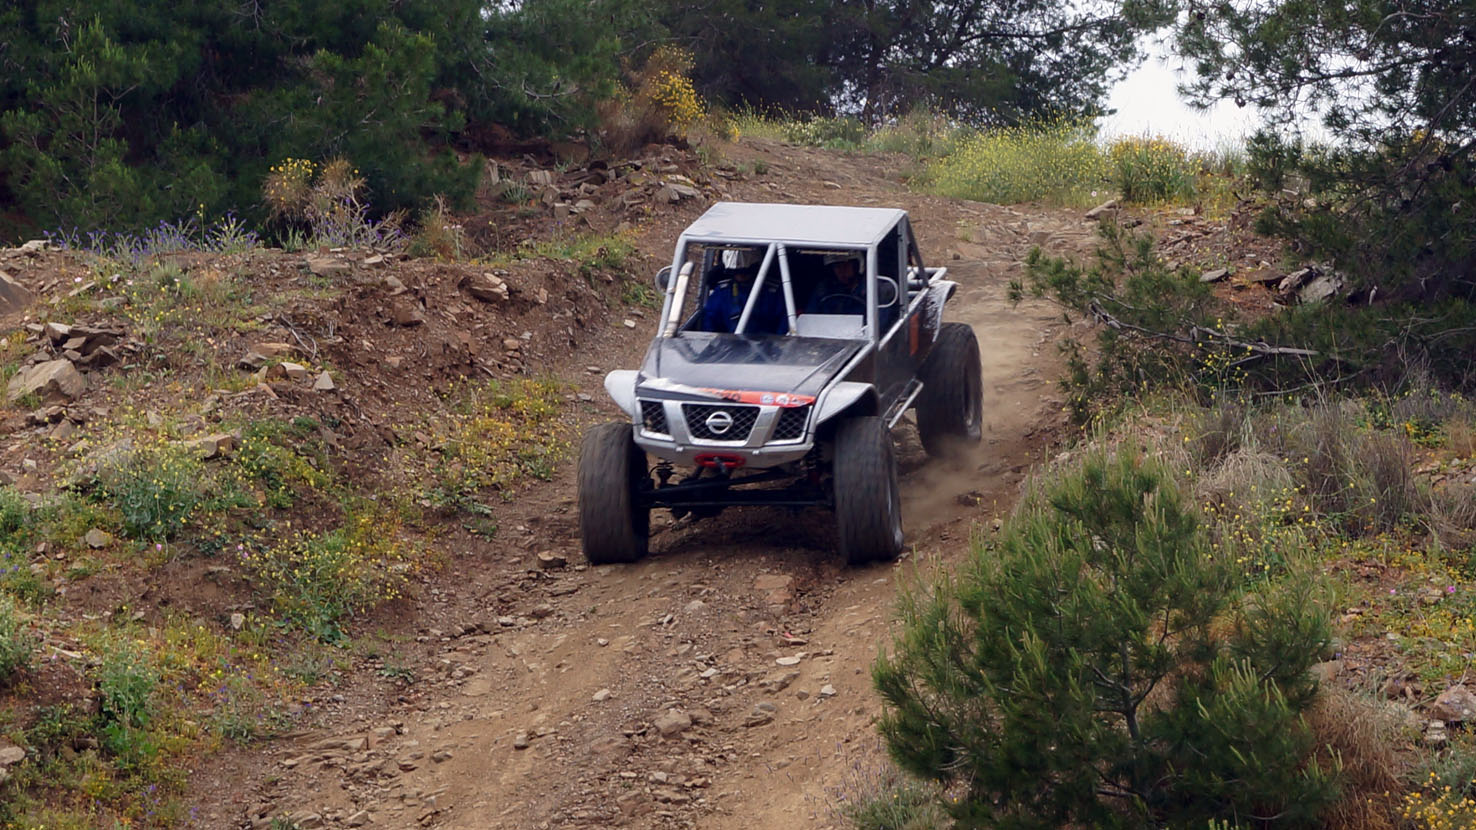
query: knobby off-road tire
833 415 904 566
578 422 650 564
915 321 983 457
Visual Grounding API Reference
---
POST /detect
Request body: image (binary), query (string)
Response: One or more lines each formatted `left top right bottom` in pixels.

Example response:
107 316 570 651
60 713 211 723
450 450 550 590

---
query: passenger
805 253 866 315
701 249 788 334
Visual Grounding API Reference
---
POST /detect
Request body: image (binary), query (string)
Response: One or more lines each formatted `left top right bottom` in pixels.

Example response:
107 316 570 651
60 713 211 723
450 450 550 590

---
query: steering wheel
814 293 865 314
813 277 901 314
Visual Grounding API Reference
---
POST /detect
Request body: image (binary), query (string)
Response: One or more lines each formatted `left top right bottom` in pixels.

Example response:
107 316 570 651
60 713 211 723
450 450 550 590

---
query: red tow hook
694 453 745 472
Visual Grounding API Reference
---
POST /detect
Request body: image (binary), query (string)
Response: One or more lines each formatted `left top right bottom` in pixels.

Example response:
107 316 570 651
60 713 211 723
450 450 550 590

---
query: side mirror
654 266 672 291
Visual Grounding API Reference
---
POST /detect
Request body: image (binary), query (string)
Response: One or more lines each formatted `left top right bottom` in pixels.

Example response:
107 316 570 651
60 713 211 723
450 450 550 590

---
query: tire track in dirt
198 142 1102 829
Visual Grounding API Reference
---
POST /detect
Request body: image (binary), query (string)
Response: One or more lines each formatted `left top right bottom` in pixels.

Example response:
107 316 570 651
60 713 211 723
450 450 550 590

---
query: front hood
638 333 862 400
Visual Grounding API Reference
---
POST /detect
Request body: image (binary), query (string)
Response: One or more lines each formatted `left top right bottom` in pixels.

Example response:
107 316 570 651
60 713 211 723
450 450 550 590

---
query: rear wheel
915 322 983 457
833 416 903 566
578 422 650 564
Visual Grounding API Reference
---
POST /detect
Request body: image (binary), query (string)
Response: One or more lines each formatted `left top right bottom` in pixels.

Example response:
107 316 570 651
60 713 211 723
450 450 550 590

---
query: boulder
0 267 35 313
7 359 85 404
305 256 349 277
461 272 510 303
653 709 692 737
390 301 425 327
1084 199 1119 220
1431 685 1476 723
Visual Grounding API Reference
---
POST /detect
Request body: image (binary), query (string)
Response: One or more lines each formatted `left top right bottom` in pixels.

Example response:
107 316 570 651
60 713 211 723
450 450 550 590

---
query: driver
805 253 866 315
702 248 788 335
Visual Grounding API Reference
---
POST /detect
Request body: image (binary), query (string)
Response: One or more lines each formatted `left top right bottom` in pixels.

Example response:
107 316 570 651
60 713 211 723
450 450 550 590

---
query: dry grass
1309 684 1411 830
1449 417 1476 459
1186 398 1249 468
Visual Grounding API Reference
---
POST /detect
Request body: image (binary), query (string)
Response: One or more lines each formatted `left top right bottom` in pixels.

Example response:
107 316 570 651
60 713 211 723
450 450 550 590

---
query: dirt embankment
1 137 1106 829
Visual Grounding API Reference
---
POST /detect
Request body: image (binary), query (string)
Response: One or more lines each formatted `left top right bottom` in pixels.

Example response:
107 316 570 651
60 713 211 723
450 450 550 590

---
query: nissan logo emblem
705 410 734 435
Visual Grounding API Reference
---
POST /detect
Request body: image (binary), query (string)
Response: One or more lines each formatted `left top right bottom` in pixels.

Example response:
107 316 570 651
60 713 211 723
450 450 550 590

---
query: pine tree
874 450 1339 829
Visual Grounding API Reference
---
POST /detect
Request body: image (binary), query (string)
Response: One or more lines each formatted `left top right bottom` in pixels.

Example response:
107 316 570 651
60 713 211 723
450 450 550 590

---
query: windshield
662 239 882 339
665 242 791 336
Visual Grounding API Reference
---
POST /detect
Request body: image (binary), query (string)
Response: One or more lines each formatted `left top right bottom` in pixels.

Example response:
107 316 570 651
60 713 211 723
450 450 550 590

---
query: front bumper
632 398 814 468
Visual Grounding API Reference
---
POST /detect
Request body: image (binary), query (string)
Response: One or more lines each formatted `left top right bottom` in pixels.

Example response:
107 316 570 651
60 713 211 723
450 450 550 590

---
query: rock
536 551 567 569
761 671 800 693
391 301 425 327
313 371 336 392
0 271 34 319
743 702 777 727
0 744 26 766
775 655 802 667
592 688 612 702
1297 273 1345 304
252 341 295 358
684 599 706 614
17 240 47 253
279 362 309 380
820 684 837 697
572 199 596 214
753 574 792 592
7 359 85 404
1084 198 1119 220
512 731 531 750
1199 268 1229 283
653 709 692 737
305 256 349 277
528 603 555 619
461 273 509 303
432 749 452 763
1425 720 1449 747
527 170 554 187
229 612 245 631
345 810 370 827
1431 685 1476 723
188 432 237 459
84 529 112 549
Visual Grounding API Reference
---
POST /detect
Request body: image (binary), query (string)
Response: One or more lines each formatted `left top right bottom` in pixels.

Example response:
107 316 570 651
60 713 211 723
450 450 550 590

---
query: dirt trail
198 141 1101 829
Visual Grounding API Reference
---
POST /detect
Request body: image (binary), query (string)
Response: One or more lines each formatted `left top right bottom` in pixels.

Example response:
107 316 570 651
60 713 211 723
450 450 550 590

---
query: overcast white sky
1099 58 1261 149
1097 39 1330 149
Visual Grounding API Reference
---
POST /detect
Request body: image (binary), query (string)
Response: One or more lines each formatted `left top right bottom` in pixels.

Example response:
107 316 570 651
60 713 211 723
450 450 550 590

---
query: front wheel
915 322 983 457
578 422 650 564
833 416 904 566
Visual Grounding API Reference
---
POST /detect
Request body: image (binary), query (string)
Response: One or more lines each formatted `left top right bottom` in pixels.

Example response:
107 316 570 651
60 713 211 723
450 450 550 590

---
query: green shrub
0 594 36 684
831 755 948 830
1109 136 1196 203
780 115 869 149
874 450 1338 829
242 510 413 641
924 119 1107 206
93 443 205 541
0 487 30 544
98 643 159 730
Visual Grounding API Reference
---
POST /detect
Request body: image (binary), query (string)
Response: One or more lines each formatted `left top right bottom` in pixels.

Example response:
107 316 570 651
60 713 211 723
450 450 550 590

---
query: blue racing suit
702 277 789 334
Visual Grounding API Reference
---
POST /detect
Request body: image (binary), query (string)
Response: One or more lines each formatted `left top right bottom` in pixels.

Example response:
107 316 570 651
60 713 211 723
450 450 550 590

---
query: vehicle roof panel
681 202 907 247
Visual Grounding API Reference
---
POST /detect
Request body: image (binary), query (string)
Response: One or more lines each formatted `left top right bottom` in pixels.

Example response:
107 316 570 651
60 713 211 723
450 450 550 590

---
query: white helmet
722 248 762 269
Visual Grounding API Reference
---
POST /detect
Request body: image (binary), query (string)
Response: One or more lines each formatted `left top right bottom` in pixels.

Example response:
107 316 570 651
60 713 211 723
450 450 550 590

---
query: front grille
684 403 758 441
772 406 810 441
639 400 669 435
